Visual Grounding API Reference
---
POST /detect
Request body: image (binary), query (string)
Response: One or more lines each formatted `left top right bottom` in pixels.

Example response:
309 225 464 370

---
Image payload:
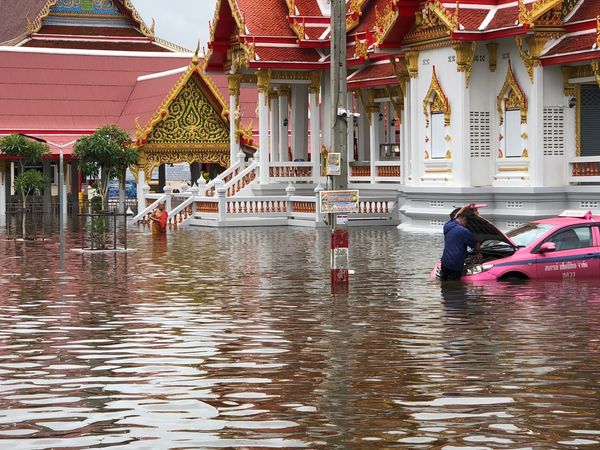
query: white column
369 105 380 184
227 74 240 165
270 92 280 162
257 71 270 184
321 71 332 150
137 168 146 213
0 162 5 216
529 65 544 186
310 87 321 180
454 71 471 187
278 86 290 162
409 77 420 186
357 96 369 161
400 96 410 185
291 84 309 160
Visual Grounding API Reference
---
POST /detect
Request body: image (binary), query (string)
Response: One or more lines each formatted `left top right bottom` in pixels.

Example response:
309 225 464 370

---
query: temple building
205 0 600 229
0 0 256 216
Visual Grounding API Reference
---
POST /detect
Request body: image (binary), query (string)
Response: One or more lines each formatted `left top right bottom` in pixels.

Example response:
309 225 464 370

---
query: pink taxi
432 210 600 282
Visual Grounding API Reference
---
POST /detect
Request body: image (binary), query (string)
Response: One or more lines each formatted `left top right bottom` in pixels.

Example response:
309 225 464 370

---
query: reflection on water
1 227 600 448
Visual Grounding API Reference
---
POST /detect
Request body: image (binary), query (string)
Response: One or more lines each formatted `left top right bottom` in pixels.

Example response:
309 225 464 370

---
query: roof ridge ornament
192 40 201 66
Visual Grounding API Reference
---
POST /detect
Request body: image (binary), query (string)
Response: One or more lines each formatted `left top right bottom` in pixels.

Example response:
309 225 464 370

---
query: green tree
73 125 138 210
0 134 51 239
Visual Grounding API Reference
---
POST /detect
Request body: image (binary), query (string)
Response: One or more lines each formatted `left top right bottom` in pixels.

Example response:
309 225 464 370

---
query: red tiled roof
458 8 490 31
485 6 519 30
235 0 295 37
353 0 389 35
568 0 600 23
255 46 322 62
543 32 597 57
294 0 323 16
0 48 191 154
23 40 172 52
38 25 145 37
348 62 396 87
0 47 257 156
0 0 48 44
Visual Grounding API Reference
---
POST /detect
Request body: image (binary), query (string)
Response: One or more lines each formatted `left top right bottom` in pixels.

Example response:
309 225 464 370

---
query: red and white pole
331 228 349 293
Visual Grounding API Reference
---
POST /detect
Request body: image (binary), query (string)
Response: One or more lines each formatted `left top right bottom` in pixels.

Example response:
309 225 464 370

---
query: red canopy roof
0 47 257 157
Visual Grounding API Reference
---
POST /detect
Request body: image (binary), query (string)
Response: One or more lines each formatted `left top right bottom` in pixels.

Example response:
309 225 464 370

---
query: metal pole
331 0 348 191
59 145 65 254
330 0 350 293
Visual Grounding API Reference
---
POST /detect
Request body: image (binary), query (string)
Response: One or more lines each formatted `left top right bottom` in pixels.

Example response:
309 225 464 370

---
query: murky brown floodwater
1 226 600 449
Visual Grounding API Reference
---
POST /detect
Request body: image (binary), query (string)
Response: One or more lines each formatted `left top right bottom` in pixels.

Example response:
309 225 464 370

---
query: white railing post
216 181 227 222
140 184 150 210
238 150 246 164
197 177 207 196
163 185 173 211
285 182 295 217
314 183 324 223
189 186 199 210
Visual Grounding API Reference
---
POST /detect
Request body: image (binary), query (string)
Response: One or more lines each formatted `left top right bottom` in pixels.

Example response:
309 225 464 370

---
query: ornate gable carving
403 2 451 48
497 61 528 125
423 66 450 127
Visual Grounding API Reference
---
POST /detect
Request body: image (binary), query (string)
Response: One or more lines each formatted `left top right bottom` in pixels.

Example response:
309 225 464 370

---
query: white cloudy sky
135 0 218 51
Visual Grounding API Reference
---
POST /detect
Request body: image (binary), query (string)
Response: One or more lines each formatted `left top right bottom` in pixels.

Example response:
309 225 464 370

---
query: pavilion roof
1 0 185 52
0 47 257 156
348 60 398 89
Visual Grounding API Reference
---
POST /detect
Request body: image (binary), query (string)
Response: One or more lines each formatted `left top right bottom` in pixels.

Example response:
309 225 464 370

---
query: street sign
319 190 359 213
336 214 348 225
326 152 341 176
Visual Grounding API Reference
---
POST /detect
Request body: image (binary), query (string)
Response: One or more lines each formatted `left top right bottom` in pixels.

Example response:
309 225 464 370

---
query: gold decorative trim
597 16 600 49
404 2 451 48
354 35 368 61
592 60 600 88
406 50 420 78
121 0 156 38
498 167 529 172
516 35 550 83
425 168 452 173
136 57 229 142
385 86 404 118
429 0 458 31
453 41 476 87
519 0 561 25
227 73 241 97
522 149 529 158
26 0 57 34
561 66 575 97
256 70 271 107
486 43 498 73
309 71 321 103
423 66 451 127
270 71 311 82
497 61 527 125
390 56 408 96
373 2 399 46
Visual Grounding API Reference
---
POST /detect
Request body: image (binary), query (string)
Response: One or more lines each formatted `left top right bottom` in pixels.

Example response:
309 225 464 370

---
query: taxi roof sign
559 210 593 219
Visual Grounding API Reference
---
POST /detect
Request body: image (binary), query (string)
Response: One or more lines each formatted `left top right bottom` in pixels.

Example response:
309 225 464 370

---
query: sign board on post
336 214 348 225
319 190 359 214
326 152 341 176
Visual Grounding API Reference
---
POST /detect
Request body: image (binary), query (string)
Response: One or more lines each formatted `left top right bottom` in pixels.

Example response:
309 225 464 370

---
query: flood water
1 226 600 449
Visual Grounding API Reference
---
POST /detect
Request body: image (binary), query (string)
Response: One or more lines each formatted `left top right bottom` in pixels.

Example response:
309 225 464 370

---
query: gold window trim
423 66 450 127
497 61 528 125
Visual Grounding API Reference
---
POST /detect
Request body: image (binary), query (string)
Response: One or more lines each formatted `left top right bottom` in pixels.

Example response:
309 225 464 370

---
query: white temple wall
415 47 462 186
469 43 497 187
542 65 568 187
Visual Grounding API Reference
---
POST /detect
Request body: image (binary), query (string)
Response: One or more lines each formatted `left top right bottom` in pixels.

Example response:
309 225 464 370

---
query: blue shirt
441 220 478 272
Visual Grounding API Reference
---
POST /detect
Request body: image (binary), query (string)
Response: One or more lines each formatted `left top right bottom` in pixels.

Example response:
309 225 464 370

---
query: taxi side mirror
539 242 556 253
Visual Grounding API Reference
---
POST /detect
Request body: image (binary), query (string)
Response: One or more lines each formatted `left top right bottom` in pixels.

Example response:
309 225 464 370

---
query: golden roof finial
596 15 600 48
192 40 200 65
149 18 155 36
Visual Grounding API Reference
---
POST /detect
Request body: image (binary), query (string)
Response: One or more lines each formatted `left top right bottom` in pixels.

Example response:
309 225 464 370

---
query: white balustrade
569 156 600 183
268 162 314 182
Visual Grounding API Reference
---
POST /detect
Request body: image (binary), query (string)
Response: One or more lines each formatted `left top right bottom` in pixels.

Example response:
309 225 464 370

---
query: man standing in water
440 204 479 281
149 202 168 235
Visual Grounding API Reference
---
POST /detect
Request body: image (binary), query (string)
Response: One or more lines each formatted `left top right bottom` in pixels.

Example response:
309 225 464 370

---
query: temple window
497 61 527 159
423 67 451 160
